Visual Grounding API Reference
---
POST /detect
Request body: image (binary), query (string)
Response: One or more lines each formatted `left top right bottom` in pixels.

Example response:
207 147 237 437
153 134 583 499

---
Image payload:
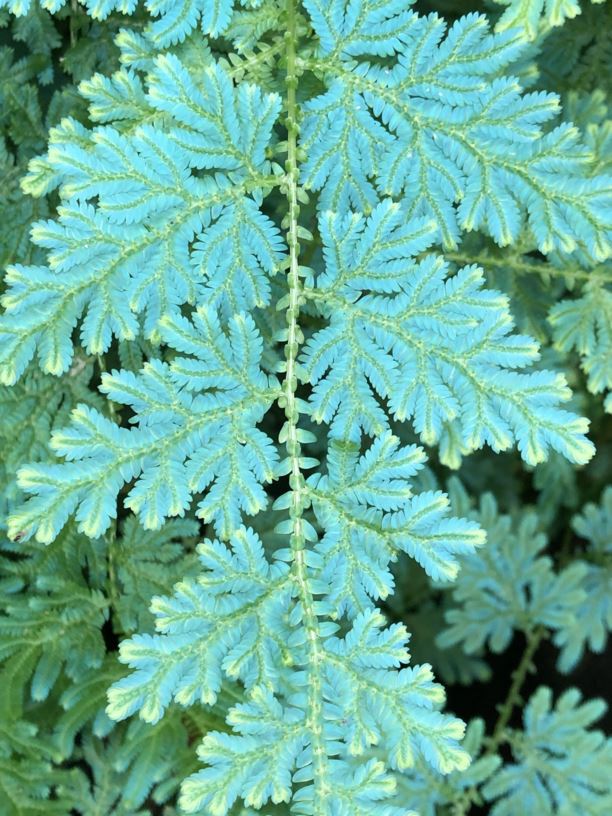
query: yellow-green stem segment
282 0 330 808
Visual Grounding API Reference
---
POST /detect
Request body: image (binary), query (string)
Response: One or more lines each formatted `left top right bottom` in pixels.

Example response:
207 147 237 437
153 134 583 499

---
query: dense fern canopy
0 0 610 814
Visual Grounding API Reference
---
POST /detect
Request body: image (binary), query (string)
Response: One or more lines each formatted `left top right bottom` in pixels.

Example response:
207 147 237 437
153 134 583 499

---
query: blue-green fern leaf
553 488 612 671
0 0 261 44
549 278 612 412
303 434 483 617
300 202 595 465
396 718 501 816
0 0 137 18
482 688 612 815
1 4 607 815
176 611 469 815
145 0 264 44
106 526 291 724
9 310 280 542
301 8 612 257
438 489 587 655
0 55 283 384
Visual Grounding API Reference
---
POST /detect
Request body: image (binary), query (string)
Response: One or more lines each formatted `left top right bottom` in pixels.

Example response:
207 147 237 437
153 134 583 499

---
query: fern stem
450 626 546 816
488 625 546 750
70 0 79 47
96 353 121 617
445 250 612 285
281 1 330 809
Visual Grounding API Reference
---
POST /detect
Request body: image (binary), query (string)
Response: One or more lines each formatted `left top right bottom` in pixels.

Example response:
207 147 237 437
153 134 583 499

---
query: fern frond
482 687 612 815
9 310 280 542
300 202 595 465
177 612 469 815
0 362 100 519
397 718 501 816
492 0 606 40
144 0 254 44
550 278 612 412
0 576 107 715
0 55 283 384
53 658 121 758
106 526 292 723
438 488 587 654
0 719 83 815
107 516 476 810
68 723 198 814
552 488 612 671
0 0 273 45
0 0 137 18
112 516 199 633
1 1 609 813
305 434 483 616
301 9 612 257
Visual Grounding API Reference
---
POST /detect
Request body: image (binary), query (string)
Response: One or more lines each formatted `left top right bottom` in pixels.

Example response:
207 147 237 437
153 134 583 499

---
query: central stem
282 0 330 808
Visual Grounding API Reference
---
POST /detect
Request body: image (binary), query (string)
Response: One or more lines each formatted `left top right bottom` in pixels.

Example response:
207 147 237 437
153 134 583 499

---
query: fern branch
488 626 546 751
450 626 547 816
446 250 612 285
281 1 331 807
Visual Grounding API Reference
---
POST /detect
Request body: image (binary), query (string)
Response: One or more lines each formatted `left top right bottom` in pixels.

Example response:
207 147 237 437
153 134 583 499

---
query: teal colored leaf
305 434 483 616
553 488 612 671
300 202 595 465
0 0 138 18
302 9 612 258
107 527 291 724
549 278 612 412
439 490 587 654
177 611 469 815
483 688 612 816
492 0 606 40
9 310 279 542
321 611 470 774
396 719 501 816
0 56 283 384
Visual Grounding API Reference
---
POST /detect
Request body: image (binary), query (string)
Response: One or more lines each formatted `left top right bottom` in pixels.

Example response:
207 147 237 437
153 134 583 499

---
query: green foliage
482 687 612 815
438 485 587 656
397 719 501 815
552 488 612 671
550 280 612 411
9 310 280 541
489 0 606 40
0 0 610 814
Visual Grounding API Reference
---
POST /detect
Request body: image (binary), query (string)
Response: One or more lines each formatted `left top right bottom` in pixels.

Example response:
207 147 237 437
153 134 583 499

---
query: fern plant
0 0 611 814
